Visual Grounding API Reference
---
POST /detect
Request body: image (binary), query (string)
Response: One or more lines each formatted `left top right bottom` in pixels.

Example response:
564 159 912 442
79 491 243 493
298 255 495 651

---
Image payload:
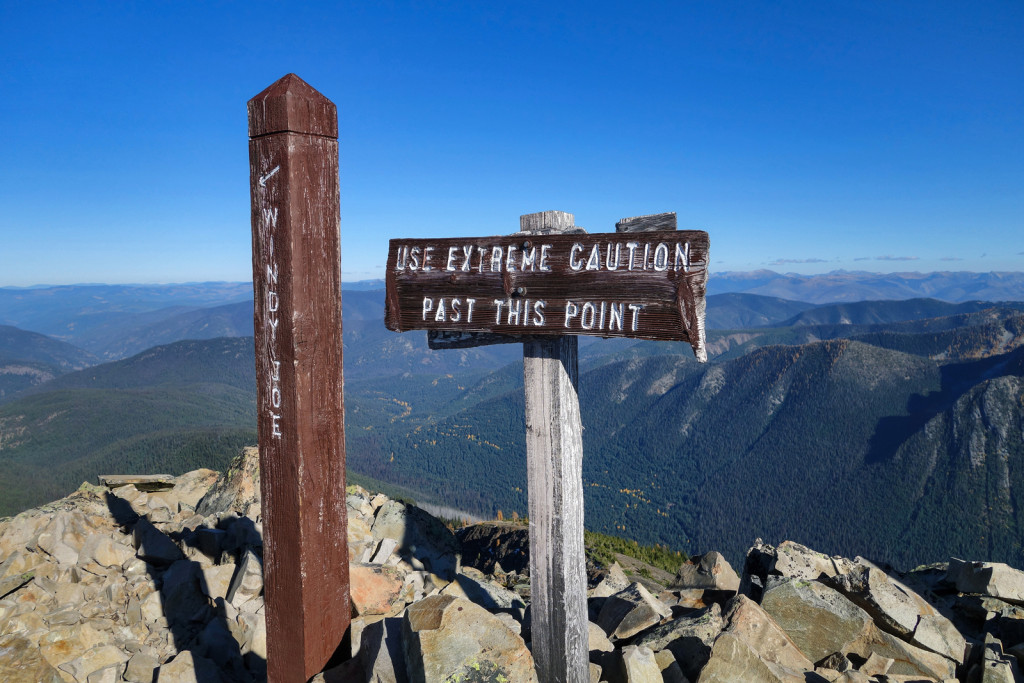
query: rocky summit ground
2 448 1024 682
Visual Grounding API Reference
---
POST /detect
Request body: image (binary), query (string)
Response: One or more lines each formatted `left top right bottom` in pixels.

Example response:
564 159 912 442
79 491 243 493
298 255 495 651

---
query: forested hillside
4 285 1024 573
347 339 1024 570
0 325 98 402
0 338 256 515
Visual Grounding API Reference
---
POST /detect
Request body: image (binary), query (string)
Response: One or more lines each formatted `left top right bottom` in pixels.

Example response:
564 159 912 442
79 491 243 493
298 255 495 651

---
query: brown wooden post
248 74 350 682
520 211 590 683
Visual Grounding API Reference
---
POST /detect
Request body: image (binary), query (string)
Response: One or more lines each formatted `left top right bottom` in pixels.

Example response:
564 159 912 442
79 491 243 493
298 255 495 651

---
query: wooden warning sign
386 210 708 683
385 228 709 360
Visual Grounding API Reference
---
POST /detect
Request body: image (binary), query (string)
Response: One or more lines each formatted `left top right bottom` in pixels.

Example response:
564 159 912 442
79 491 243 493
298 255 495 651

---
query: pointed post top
248 73 338 139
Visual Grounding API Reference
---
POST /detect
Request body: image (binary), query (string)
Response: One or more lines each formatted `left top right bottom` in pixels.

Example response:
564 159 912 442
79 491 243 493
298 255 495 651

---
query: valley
2 276 1023 572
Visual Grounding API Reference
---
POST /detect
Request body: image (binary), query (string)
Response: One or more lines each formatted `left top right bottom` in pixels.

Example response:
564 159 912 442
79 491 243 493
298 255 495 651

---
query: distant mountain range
3 274 1024 571
709 270 1024 304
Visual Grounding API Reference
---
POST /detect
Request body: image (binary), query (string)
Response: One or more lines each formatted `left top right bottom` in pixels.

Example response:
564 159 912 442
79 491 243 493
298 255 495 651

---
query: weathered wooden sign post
386 210 708 682
248 74 350 683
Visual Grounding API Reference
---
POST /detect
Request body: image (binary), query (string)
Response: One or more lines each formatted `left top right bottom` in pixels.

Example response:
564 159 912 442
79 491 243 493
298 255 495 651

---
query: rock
722 595 814 671
161 560 212 628
832 672 873 683
226 548 263 607
859 651 894 676
57 644 128 682
156 650 226 683
672 551 740 593
35 515 81 565
87 664 122 683
372 501 461 581
123 653 159 683
596 582 672 640
402 594 537 682
826 559 966 663
348 516 375 560
78 534 135 569
741 539 845 602
131 518 183 565
37 624 108 671
633 602 724 681
0 569 35 599
0 634 64 683
200 564 235 602
348 488 376 520
196 447 261 518
591 562 632 598
697 631 809 682
913 613 969 663
816 651 852 672
171 469 220 509
195 618 245 676
620 645 662 682
190 528 227 563
351 564 405 617
774 541 842 582
652 650 688 683
589 620 614 654
760 577 956 680
246 613 267 660
828 561 921 635
371 537 400 565
440 572 526 611
98 474 175 491
0 549 40 581
358 617 408 683
456 522 531 575
948 558 1024 605
974 633 1020 682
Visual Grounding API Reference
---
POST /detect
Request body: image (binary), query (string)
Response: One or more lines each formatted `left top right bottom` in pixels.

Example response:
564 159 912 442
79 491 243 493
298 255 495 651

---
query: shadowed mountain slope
0 325 98 402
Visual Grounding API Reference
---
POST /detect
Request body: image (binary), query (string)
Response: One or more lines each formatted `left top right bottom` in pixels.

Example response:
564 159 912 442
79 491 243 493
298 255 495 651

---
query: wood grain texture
616 211 677 232
521 211 590 683
248 74 350 683
519 209 580 234
248 73 338 139
384 230 709 359
616 213 707 362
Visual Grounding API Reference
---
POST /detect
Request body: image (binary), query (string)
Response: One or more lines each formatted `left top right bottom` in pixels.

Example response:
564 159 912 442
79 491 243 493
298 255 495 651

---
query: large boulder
0 634 63 683
633 603 724 681
596 582 672 640
372 501 460 581
196 446 261 519
760 577 957 680
402 595 537 683
350 564 406 617
947 558 1024 606
826 559 966 663
456 522 531 575
672 551 740 593
697 597 812 683
440 571 526 611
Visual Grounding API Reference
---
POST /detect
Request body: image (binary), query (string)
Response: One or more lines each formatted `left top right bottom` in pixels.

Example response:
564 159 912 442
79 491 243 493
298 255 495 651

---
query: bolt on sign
385 225 710 360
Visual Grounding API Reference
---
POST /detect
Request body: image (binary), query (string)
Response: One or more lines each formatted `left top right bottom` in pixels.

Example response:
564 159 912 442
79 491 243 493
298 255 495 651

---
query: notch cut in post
521 210 590 683
248 73 350 683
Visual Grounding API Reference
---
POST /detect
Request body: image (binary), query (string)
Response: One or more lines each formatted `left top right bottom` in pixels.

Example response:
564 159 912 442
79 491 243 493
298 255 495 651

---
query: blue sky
1 1 1021 286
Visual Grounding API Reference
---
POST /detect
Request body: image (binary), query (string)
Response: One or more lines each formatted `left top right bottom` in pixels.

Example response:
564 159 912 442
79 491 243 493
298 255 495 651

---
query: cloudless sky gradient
1 1 1021 285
